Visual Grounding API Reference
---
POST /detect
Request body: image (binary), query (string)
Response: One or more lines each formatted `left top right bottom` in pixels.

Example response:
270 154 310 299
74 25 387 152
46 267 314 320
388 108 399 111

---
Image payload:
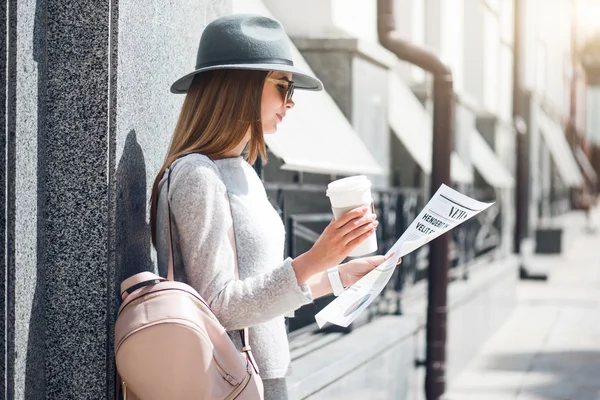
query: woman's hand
292 206 378 283
338 253 401 288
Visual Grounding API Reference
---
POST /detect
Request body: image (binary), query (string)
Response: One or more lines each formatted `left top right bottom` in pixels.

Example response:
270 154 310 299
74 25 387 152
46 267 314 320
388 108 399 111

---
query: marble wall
2 1 231 398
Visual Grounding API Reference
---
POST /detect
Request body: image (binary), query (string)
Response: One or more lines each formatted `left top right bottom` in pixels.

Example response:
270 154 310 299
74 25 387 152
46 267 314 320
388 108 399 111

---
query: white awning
388 72 473 183
470 129 515 188
536 111 584 188
232 0 384 176
574 146 598 184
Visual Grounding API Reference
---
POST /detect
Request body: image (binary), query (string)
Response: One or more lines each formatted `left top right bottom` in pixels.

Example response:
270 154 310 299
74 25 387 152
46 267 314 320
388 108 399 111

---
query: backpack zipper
226 372 252 400
214 357 239 386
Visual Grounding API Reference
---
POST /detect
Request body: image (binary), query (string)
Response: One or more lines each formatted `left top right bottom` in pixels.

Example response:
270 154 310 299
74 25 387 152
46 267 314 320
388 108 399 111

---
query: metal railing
264 182 503 333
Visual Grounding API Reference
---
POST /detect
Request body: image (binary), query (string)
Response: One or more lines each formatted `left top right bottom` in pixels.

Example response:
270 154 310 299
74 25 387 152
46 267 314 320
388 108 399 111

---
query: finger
332 206 370 228
345 224 377 249
365 255 387 266
397 257 402 265
338 213 377 236
343 219 378 244
384 252 396 261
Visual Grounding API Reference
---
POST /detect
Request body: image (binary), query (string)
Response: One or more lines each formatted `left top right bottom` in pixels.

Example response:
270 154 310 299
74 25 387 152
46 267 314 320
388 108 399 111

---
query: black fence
263 183 502 334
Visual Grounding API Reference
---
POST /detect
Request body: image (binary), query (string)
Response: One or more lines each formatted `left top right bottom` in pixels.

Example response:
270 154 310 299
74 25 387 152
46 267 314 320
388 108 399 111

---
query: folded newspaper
315 184 494 328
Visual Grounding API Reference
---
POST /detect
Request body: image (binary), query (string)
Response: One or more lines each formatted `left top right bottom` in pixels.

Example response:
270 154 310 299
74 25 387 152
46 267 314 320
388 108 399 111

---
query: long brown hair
150 69 269 246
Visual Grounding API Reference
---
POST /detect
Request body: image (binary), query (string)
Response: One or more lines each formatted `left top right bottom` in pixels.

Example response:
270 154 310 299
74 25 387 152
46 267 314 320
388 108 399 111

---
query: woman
150 14 396 399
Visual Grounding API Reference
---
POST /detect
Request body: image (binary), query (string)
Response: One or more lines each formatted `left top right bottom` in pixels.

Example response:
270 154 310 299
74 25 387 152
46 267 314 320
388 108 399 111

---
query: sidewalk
446 208 600 400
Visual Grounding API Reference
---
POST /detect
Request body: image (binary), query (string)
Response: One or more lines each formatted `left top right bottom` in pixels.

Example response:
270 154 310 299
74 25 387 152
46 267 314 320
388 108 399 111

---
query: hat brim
170 63 323 94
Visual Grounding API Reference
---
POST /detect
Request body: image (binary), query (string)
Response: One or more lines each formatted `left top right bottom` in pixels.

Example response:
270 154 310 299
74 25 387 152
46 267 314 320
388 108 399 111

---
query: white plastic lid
326 175 371 196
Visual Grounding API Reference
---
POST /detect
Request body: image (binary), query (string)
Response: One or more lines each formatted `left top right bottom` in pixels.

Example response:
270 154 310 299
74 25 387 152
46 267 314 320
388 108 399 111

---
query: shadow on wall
115 129 153 292
104 129 154 397
105 129 154 396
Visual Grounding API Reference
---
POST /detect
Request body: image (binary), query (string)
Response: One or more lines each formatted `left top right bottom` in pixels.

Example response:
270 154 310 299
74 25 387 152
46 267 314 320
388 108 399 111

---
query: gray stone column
1 0 12 398
42 1 114 398
4 0 48 398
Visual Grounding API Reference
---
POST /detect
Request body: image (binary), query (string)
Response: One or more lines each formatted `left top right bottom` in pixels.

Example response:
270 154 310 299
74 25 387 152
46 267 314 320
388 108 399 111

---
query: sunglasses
266 78 295 104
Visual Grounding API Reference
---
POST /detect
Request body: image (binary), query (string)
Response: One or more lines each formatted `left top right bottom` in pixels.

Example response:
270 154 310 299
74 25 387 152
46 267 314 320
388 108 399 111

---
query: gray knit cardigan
155 153 313 379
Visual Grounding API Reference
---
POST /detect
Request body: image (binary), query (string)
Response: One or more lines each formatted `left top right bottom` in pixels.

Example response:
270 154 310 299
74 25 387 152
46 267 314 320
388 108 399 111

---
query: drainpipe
567 2 580 208
513 0 529 256
377 1 453 399
568 1 579 152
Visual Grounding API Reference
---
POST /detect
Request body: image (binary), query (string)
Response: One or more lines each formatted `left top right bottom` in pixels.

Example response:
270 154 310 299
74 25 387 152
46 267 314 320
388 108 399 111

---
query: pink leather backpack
114 162 263 399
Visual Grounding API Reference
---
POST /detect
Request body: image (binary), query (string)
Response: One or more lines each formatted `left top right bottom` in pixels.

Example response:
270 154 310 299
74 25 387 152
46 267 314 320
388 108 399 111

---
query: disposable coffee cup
326 175 378 257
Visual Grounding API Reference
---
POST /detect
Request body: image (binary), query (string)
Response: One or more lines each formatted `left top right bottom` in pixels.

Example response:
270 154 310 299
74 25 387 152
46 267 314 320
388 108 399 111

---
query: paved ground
447 208 600 400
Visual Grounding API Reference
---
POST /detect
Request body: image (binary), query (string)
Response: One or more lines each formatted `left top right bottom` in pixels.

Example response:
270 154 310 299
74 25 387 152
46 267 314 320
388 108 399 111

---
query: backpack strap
119 272 166 300
166 167 176 282
166 153 258 374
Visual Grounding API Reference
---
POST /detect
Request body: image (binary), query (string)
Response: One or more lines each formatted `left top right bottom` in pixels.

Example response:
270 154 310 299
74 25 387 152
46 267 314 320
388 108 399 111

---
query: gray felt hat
171 14 324 94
